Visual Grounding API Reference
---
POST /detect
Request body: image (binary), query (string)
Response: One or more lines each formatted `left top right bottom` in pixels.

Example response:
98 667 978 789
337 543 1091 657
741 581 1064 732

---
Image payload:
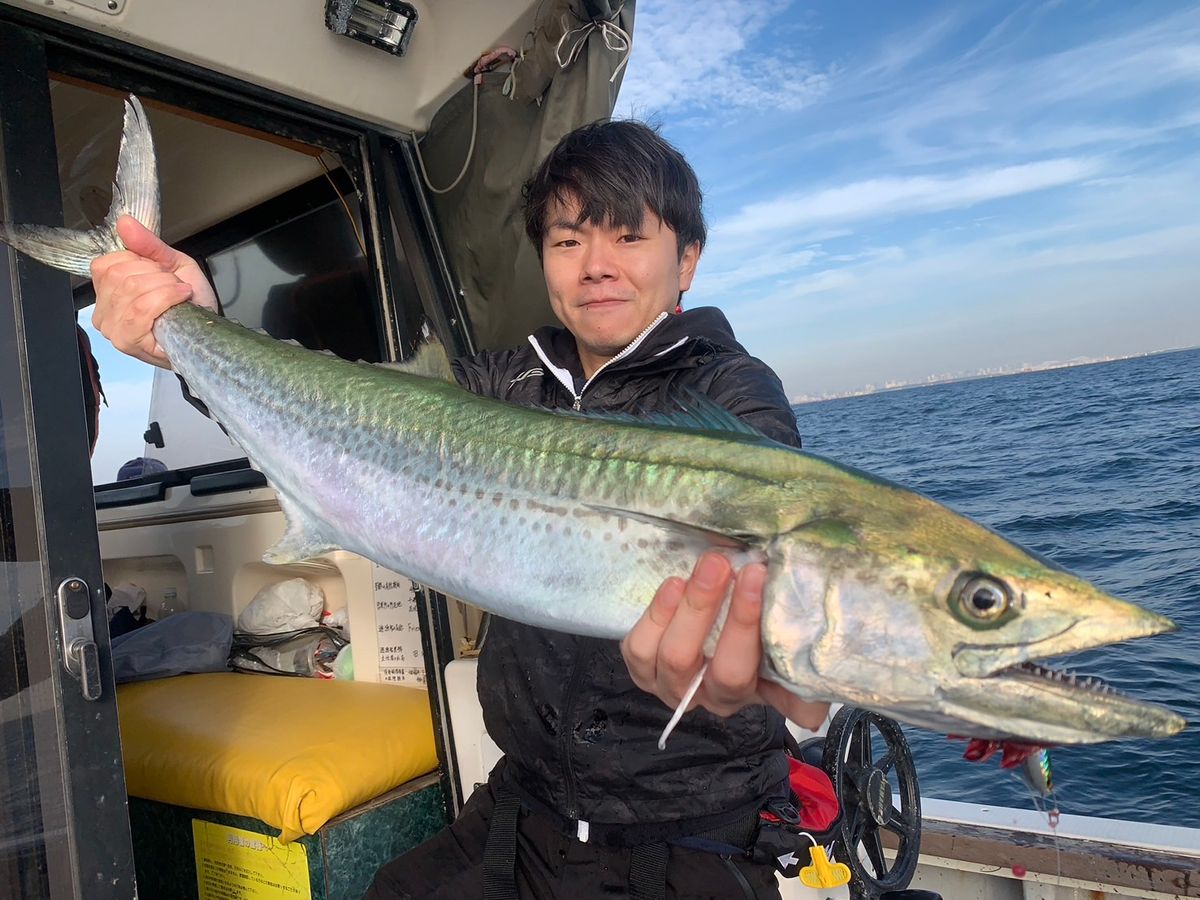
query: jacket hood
527 307 750 381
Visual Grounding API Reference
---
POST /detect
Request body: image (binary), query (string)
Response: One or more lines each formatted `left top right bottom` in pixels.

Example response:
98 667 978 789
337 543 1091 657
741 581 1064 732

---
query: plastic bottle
158 587 186 619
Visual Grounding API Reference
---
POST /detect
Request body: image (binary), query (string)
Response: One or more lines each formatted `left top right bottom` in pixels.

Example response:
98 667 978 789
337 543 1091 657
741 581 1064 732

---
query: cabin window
51 83 388 486
205 193 378 364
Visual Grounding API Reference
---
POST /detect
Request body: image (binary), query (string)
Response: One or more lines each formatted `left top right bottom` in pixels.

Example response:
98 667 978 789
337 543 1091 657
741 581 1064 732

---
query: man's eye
618 234 642 243
555 239 579 248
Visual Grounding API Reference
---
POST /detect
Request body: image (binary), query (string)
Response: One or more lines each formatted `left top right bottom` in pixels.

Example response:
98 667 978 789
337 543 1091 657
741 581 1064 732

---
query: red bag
788 756 840 832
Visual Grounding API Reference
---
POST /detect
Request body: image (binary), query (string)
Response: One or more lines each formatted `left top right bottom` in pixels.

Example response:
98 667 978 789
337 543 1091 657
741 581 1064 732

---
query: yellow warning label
192 820 312 900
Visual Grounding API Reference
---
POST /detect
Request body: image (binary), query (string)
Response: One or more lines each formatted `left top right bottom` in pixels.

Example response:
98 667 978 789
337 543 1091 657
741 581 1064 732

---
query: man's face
541 199 700 379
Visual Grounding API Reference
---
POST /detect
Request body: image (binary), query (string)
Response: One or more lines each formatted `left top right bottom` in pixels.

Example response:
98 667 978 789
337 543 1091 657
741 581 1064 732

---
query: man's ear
677 241 701 292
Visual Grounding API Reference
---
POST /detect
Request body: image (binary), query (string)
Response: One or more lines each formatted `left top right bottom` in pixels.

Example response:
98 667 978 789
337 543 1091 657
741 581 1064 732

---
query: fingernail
693 554 728 589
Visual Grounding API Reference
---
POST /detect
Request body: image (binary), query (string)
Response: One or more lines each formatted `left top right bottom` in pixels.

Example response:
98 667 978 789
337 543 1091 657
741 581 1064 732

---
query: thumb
116 215 183 270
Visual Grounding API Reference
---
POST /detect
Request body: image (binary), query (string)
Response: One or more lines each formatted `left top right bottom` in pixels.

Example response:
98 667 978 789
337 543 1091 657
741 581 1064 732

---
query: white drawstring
555 3 632 83
502 46 525 98
413 47 517 195
412 81 479 195
658 662 707 750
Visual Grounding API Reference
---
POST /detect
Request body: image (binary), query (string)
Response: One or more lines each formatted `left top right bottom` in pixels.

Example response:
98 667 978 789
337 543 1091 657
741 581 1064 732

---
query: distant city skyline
788 343 1199 404
615 1 1200 398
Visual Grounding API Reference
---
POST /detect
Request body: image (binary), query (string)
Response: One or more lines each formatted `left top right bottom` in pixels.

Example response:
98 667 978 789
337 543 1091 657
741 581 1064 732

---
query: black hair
522 120 706 261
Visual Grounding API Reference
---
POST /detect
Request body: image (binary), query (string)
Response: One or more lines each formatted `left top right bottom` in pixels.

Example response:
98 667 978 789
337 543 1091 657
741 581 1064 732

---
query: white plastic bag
107 582 147 616
237 578 325 634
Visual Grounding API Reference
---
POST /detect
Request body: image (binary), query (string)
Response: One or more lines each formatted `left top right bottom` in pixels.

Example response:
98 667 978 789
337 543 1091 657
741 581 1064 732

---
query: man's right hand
90 215 219 368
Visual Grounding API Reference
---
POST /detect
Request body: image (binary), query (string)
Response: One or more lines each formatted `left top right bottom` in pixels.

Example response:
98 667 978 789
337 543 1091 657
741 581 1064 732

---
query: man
90 120 828 898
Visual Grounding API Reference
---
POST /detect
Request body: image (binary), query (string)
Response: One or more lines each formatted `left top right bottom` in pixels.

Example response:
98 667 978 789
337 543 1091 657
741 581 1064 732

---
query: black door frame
0 1 473 868
0 21 136 898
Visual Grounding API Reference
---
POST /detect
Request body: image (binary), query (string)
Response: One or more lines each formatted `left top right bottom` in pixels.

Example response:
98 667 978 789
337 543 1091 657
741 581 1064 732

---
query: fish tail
0 95 160 278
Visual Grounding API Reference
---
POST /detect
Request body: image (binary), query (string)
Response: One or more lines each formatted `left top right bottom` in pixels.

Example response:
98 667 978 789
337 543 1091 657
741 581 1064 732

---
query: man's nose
580 240 617 281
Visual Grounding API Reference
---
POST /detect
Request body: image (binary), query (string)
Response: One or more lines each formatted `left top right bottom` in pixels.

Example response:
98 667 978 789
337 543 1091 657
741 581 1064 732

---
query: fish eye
957 575 1010 621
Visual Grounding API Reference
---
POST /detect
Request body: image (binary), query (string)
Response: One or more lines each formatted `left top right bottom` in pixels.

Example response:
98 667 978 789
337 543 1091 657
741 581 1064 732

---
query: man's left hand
620 552 830 731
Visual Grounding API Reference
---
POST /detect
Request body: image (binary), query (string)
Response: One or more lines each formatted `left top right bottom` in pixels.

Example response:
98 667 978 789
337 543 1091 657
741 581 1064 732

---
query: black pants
365 781 781 900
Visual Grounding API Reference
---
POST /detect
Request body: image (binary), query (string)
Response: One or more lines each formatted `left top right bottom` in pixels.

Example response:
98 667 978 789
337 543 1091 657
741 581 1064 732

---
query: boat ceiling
3 0 537 132
3 0 538 244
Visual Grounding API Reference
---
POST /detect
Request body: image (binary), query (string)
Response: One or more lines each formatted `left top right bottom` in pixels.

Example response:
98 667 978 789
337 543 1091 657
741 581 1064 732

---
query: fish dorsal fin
559 390 773 443
377 336 454 382
584 505 757 550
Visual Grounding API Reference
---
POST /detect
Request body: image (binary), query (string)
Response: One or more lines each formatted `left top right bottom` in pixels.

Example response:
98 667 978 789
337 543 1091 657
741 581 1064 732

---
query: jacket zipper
526 312 676 835
529 311 671 411
560 644 590 828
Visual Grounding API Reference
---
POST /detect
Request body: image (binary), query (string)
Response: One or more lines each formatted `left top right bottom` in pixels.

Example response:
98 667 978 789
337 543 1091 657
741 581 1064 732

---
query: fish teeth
1012 661 1118 695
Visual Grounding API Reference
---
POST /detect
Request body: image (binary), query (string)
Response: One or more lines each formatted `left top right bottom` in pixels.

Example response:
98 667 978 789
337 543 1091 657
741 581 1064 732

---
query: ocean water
792 347 1200 829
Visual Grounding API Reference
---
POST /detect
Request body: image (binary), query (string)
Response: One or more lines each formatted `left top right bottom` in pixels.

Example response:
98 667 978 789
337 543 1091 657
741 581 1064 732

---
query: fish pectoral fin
583 505 755 550
264 500 340 564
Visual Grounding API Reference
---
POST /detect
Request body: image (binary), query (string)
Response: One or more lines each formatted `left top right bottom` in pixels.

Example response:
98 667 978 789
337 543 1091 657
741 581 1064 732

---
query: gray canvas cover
416 0 636 352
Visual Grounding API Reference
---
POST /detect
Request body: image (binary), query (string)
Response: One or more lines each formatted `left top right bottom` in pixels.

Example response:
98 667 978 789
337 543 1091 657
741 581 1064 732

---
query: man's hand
621 552 830 731
90 215 219 368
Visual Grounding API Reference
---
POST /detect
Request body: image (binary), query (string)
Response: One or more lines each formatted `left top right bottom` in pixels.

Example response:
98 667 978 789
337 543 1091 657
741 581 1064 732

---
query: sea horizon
790 343 1200 406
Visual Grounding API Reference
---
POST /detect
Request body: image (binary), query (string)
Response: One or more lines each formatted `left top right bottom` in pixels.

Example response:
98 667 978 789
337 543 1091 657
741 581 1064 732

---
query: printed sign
372 565 427 686
192 820 311 900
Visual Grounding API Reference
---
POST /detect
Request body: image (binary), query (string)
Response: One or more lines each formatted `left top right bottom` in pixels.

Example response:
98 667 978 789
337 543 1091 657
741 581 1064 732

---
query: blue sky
83 1 1200 479
615 0 1200 398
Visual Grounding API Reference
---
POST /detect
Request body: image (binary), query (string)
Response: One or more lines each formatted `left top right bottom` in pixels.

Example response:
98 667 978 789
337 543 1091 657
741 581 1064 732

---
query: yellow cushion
117 673 437 842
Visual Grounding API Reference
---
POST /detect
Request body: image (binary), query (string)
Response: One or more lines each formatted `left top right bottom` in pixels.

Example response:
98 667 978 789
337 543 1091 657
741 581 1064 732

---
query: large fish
0 97 1186 745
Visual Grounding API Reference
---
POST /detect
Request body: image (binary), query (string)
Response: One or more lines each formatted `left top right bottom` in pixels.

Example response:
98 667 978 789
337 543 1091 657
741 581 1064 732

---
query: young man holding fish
89 121 828 898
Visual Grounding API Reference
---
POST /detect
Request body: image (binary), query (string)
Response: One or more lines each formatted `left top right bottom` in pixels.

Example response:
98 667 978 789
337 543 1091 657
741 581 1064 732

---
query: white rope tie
555 3 632 83
412 47 517 195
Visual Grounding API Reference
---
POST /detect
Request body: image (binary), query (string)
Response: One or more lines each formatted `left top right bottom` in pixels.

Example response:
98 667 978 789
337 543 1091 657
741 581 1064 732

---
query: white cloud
616 0 830 119
641 5 1200 396
858 10 964 78
692 153 1200 395
698 246 819 294
814 6 1200 168
717 157 1103 238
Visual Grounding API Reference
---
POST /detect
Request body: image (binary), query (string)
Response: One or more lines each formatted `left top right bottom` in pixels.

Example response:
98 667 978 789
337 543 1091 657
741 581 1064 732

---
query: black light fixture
325 0 418 57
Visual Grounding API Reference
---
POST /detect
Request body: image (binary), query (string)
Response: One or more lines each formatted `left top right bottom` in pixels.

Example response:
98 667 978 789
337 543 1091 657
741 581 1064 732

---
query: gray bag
110 611 234 683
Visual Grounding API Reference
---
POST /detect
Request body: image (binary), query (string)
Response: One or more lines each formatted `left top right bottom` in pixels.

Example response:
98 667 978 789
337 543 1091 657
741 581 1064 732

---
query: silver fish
0 97 1187 745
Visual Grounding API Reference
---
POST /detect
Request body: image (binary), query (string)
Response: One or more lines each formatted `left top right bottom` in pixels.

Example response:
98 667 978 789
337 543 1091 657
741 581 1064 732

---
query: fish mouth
953 606 1177 679
947 610 1185 740
948 613 1185 742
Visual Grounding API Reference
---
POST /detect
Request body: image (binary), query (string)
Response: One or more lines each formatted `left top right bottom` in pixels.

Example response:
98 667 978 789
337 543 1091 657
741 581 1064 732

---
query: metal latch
57 577 102 701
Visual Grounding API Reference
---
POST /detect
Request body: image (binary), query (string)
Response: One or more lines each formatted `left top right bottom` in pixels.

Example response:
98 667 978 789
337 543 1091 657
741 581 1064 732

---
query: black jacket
451 307 802 842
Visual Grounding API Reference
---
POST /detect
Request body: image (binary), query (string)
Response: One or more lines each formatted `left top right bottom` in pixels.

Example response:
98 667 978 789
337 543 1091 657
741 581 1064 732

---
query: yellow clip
799 845 851 889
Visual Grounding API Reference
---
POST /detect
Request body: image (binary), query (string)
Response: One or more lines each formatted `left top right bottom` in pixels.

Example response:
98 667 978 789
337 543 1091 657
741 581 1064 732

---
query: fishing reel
821 707 926 899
